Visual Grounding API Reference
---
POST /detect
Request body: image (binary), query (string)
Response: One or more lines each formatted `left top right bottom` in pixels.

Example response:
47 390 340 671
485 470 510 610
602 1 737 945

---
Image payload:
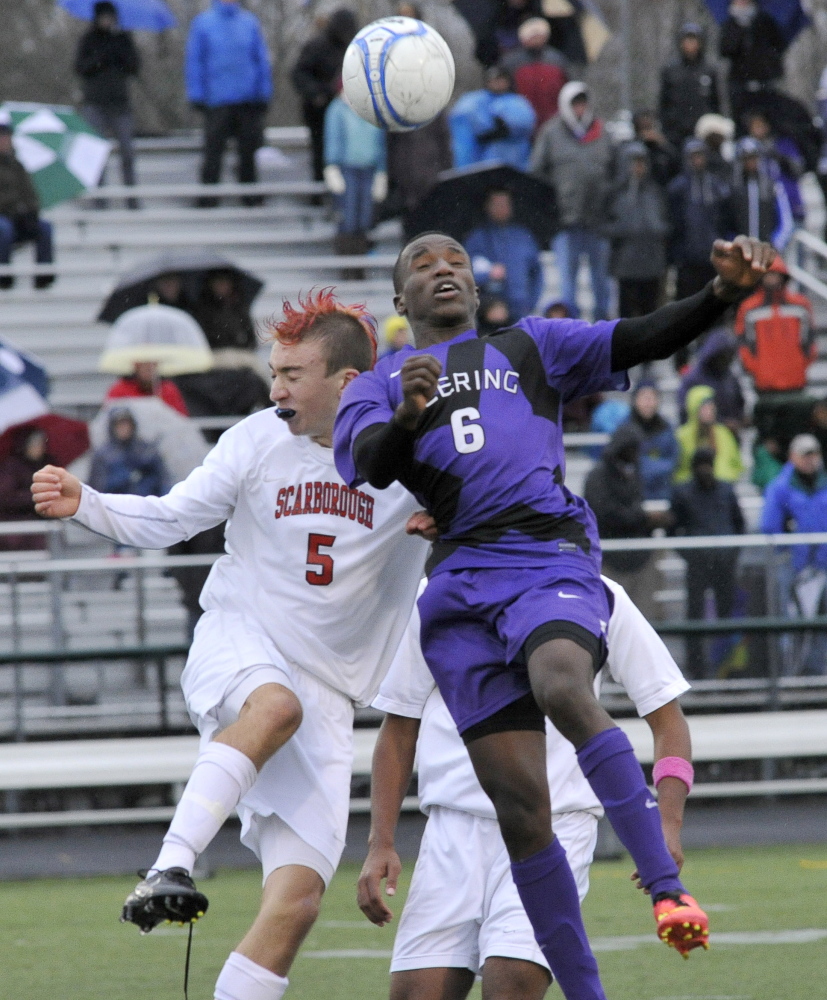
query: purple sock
577 727 684 898
511 838 606 1000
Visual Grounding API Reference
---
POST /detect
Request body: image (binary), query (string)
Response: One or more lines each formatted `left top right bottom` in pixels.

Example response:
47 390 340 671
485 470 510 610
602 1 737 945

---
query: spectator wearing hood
659 23 720 152
678 328 746 434
671 447 745 679
584 423 670 621
730 137 790 248
88 409 168 497
602 142 670 319
448 65 536 170
0 122 55 290
530 81 614 319
465 187 542 322
185 0 272 201
667 138 734 301
745 109 805 225
675 385 743 484
695 113 736 183
720 0 786 125
622 380 678 501
291 9 358 187
192 269 256 351
0 427 55 551
502 17 569 133
632 109 681 188
734 255 815 394
75 1 140 192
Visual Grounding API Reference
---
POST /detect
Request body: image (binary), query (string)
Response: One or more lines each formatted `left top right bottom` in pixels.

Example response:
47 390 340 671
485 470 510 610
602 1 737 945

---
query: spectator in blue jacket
623 380 679 500
185 0 272 203
761 434 827 675
465 188 542 322
323 90 387 257
448 65 536 170
89 409 168 498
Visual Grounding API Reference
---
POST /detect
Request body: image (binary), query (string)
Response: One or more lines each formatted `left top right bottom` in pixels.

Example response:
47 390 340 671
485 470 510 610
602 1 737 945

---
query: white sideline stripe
590 928 827 951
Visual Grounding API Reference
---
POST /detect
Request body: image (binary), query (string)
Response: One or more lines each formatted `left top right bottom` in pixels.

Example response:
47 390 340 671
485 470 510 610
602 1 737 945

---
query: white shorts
391 807 599 975
183 609 354 887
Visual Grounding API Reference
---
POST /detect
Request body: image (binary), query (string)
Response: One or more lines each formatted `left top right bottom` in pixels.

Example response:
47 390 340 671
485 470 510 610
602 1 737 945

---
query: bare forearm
368 714 419 849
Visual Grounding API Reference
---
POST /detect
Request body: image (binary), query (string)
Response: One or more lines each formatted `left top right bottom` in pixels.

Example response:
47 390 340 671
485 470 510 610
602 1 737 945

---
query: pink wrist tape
652 756 694 792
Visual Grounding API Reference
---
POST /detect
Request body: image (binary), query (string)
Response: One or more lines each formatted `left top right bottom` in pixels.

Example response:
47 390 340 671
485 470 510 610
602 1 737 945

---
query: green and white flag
0 102 111 208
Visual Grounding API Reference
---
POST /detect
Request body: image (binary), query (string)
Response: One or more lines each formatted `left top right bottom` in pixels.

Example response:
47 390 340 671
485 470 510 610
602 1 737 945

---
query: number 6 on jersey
451 407 485 454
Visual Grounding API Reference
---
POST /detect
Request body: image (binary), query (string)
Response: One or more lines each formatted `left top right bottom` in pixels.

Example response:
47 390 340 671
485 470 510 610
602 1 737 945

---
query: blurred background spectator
0 427 54 552
622 380 678 501
730 137 786 246
477 293 512 335
744 108 805 226
185 0 272 204
675 385 743 484
719 0 787 127
105 360 190 417
631 109 680 187
0 122 54 290
380 315 413 357
531 81 613 319
388 113 453 238
734 256 815 396
466 187 542 322
671 446 745 678
658 22 720 153
602 141 670 319
323 85 387 262
762 434 827 676
74 1 140 197
695 113 736 182
88 408 168 498
290 8 357 190
678 328 745 435
449 65 536 170
193 269 257 351
502 17 569 134
585 423 670 620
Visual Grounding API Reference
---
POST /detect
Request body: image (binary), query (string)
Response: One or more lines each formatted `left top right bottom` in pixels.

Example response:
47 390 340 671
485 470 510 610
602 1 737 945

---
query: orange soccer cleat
653 892 710 958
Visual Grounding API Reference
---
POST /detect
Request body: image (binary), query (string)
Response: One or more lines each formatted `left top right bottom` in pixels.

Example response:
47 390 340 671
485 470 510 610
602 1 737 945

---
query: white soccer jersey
72 409 428 706
373 578 691 819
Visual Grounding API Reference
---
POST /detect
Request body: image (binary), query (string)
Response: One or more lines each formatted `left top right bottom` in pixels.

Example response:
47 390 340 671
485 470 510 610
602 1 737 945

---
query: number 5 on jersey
306 533 335 585
451 407 485 454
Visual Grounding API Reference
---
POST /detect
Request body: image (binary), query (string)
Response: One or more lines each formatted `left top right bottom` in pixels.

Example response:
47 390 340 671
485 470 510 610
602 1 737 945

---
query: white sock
152 743 258 874
214 952 289 1000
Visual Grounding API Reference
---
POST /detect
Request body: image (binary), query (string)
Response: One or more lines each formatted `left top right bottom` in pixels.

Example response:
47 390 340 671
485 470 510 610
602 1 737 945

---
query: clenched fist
31 465 82 519
711 236 776 298
394 354 442 430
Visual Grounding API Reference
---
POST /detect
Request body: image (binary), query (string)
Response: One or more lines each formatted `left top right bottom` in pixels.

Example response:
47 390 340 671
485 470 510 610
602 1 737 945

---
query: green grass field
2 844 826 1000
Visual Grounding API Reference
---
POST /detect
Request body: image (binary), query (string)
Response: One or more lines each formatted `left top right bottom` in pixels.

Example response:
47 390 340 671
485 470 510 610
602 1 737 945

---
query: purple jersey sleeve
334 363 396 487
517 316 630 402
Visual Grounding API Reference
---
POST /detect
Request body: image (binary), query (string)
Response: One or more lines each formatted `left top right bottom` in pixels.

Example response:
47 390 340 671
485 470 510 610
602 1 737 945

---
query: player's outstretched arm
611 235 775 372
353 354 442 489
357 713 420 926
31 465 82 519
631 699 692 890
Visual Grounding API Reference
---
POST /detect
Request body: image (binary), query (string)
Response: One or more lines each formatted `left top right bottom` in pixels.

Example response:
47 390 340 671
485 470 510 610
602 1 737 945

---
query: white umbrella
98 304 213 377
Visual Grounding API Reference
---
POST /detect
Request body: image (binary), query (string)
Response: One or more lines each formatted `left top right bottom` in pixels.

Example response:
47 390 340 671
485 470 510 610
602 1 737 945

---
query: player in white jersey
31 290 430 1000
358 579 694 999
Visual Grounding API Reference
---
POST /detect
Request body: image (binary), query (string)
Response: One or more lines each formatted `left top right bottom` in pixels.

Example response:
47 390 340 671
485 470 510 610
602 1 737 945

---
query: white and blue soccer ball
342 17 455 132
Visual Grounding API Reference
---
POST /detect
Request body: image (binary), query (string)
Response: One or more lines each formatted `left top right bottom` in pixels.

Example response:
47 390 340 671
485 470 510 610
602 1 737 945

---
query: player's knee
247 685 303 741
261 885 322 936
482 776 550 856
532 665 594 736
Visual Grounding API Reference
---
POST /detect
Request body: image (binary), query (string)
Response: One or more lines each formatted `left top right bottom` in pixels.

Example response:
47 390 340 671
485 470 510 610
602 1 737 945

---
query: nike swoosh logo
557 591 581 599
645 800 659 809
390 370 401 378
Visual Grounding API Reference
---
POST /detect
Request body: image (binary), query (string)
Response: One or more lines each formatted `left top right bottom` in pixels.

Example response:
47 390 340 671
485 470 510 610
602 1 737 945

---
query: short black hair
392 230 462 293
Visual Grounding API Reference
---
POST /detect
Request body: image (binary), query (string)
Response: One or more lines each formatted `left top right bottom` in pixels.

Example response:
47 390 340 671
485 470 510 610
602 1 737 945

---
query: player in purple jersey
334 231 774 1000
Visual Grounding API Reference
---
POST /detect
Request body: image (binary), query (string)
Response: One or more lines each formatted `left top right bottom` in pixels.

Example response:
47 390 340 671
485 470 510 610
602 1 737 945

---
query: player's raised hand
395 354 441 429
710 236 776 295
405 509 438 541
357 844 402 927
31 465 82 519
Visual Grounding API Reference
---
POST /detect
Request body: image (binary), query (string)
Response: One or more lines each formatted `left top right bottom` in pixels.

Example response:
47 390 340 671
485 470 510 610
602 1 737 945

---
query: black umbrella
98 250 265 324
739 90 822 173
405 164 558 249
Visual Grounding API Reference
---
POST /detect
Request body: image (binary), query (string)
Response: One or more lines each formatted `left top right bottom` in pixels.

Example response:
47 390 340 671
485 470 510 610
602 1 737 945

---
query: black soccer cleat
120 867 209 934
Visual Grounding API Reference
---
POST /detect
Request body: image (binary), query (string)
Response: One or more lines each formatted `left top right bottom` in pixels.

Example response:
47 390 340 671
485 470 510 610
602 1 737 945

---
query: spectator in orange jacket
734 256 815 395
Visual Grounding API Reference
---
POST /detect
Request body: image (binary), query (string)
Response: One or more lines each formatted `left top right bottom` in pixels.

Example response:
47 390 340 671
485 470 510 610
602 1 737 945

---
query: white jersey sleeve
72 423 244 548
602 578 691 716
373 582 434 719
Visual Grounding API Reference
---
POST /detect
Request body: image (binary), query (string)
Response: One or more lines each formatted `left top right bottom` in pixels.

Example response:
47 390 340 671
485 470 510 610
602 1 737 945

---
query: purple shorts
417 560 611 735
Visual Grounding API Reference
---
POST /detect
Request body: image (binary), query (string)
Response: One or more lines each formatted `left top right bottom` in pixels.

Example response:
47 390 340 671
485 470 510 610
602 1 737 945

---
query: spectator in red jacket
734 255 815 395
105 360 190 416
502 17 568 134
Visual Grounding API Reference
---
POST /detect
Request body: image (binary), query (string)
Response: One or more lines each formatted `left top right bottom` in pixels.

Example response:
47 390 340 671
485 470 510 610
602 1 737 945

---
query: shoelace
184 922 194 1000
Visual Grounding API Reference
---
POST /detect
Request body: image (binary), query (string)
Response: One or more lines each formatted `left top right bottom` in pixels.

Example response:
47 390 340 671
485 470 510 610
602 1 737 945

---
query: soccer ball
342 17 455 132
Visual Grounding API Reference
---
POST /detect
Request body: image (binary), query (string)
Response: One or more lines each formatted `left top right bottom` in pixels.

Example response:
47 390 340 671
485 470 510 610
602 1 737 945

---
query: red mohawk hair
265 287 378 369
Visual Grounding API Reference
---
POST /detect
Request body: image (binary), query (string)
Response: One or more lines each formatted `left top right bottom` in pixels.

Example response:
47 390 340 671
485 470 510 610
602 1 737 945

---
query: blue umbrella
703 0 809 45
0 339 50 435
58 0 177 31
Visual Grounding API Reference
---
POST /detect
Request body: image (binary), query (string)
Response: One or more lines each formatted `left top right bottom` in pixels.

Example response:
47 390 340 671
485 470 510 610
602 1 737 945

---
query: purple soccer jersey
334 316 628 577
